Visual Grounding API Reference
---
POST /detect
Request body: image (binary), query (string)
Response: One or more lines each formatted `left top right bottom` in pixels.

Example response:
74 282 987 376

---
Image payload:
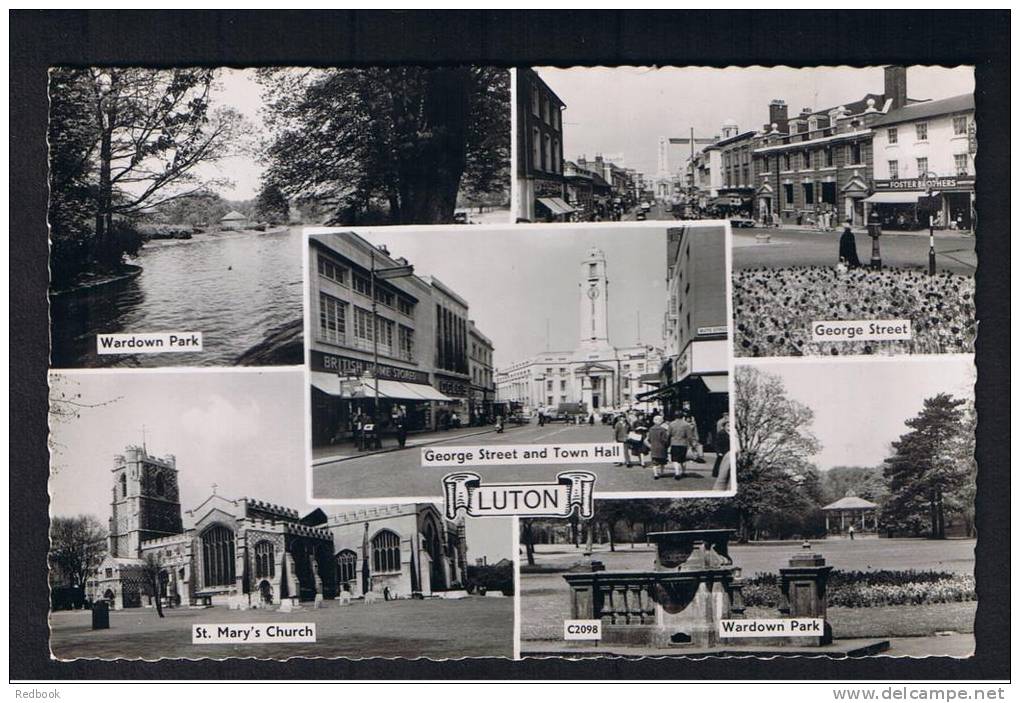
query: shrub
741 569 976 609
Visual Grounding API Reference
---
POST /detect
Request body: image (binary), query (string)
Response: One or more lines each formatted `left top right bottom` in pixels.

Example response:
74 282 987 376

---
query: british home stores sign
311 350 429 385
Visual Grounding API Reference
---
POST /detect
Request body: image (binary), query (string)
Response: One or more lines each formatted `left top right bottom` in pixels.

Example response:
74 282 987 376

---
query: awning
863 191 937 204
310 373 452 402
310 371 342 396
537 197 576 215
700 375 729 394
359 379 452 402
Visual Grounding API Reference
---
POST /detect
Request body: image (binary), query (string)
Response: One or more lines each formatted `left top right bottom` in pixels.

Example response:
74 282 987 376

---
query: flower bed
742 569 976 609
732 266 975 356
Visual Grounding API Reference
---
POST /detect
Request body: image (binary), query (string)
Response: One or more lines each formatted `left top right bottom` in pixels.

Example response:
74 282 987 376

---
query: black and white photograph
307 223 733 500
47 66 510 368
47 369 515 660
519 355 976 658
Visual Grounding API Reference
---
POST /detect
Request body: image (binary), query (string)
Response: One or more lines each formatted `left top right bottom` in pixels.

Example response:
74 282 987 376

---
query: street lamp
369 249 414 419
922 170 939 275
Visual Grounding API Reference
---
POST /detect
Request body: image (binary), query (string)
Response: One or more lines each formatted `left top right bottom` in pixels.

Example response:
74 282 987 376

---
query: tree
881 393 972 539
253 182 290 224
48 374 122 474
259 67 509 225
141 552 167 618
822 466 889 505
49 515 107 606
47 67 243 282
732 366 821 541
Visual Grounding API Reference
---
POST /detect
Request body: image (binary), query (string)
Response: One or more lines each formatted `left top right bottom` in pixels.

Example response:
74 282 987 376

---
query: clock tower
578 247 610 350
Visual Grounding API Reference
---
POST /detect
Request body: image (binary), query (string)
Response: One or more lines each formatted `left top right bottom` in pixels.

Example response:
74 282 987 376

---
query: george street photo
48 66 510 368
520 355 976 658
47 369 514 660
307 223 733 500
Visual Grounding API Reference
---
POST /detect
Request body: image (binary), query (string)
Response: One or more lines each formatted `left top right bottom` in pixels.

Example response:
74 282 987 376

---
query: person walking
848 523 856 541
667 414 698 479
394 405 408 449
613 414 632 467
645 415 671 480
838 222 862 269
626 414 648 468
711 412 730 478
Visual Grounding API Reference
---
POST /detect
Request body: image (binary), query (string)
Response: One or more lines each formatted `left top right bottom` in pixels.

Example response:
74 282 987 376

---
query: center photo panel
303 222 735 506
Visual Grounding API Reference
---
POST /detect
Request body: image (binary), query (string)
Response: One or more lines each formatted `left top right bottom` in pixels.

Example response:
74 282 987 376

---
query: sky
342 224 686 368
203 69 268 201
747 356 975 471
48 369 511 561
536 65 975 178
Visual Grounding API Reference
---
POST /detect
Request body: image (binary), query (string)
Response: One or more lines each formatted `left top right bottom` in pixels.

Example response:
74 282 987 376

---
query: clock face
587 286 600 300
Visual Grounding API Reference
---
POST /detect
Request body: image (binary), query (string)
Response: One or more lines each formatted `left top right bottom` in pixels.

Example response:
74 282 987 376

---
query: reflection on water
50 226 304 367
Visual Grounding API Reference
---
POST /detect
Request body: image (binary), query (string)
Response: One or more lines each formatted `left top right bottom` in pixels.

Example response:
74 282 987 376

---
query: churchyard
50 595 513 660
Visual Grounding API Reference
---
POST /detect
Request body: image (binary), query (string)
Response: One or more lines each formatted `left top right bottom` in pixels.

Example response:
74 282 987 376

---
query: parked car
730 217 756 228
453 212 469 224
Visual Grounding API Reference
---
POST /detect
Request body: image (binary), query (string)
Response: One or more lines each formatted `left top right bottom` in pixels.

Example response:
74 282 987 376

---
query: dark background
10 10 1010 681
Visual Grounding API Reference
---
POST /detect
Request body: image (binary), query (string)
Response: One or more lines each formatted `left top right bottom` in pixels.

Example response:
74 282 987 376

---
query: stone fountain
564 529 746 648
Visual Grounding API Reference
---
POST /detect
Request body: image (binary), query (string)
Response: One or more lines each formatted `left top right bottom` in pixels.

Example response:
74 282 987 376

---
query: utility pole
669 130 716 206
369 247 416 419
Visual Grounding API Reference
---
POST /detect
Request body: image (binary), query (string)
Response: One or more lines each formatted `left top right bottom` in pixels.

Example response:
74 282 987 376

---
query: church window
119 474 127 498
254 540 275 579
337 549 357 583
154 472 165 496
371 530 401 573
201 525 236 587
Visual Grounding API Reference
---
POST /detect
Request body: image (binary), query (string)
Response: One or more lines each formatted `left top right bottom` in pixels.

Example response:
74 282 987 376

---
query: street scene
517 65 974 233
309 223 732 500
520 355 976 658
48 369 514 660
48 66 510 368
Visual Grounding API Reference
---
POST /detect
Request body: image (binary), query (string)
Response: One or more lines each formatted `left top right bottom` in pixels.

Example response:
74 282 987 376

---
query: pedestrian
495 414 504 434
613 414 632 467
644 415 671 480
626 415 648 469
395 405 408 449
353 410 365 451
838 222 862 269
848 524 856 541
588 412 595 426
667 413 697 479
711 412 730 478
538 410 545 427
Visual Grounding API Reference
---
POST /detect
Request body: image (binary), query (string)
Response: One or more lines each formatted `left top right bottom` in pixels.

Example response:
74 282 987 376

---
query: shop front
636 372 729 451
532 178 572 223
309 350 451 447
867 177 975 231
433 373 471 429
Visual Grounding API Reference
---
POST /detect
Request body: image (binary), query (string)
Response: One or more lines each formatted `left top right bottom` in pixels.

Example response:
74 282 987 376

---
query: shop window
954 154 969 176
952 116 968 136
887 127 898 144
888 160 899 179
915 122 928 141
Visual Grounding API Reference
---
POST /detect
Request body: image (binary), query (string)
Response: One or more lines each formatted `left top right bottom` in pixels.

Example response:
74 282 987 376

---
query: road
622 203 672 221
312 422 731 500
733 227 976 275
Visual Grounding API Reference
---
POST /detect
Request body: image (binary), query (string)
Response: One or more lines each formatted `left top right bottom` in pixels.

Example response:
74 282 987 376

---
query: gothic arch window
200 525 235 587
371 530 401 573
119 473 127 498
254 540 275 579
336 549 357 583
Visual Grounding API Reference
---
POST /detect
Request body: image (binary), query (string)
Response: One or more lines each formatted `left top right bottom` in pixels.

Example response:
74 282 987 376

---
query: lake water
50 226 304 367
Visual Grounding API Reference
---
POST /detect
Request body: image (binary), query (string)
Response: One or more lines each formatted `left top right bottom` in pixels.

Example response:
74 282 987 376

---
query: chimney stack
769 99 789 133
884 66 908 110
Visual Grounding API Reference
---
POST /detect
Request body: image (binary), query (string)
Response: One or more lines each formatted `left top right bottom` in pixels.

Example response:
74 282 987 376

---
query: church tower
109 446 184 558
578 247 610 350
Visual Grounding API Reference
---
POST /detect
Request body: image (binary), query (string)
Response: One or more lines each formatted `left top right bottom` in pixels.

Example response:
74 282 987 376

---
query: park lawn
745 603 975 639
50 596 513 661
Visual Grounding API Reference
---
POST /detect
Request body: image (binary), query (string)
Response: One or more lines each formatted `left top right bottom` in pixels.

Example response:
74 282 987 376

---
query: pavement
312 422 732 500
313 424 508 464
733 226 976 275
